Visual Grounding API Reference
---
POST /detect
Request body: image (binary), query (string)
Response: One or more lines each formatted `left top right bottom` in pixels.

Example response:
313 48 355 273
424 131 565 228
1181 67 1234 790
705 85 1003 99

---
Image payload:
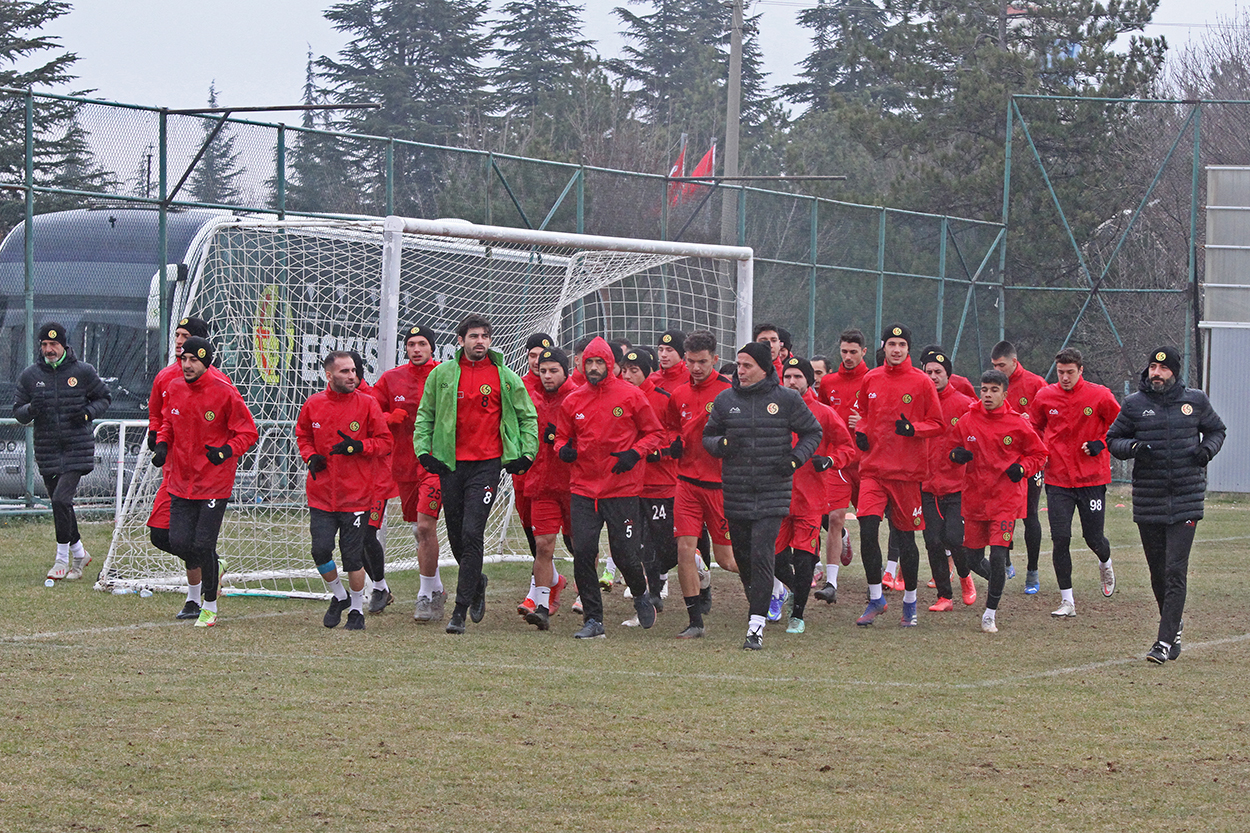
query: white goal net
99 215 753 598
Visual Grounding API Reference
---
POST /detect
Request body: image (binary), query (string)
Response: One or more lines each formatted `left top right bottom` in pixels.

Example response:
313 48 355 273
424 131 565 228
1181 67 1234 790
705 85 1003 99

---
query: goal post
99 215 753 598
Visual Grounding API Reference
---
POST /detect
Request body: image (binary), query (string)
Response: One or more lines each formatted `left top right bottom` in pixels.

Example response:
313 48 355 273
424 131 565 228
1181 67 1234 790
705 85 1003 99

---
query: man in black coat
704 342 821 650
13 322 111 580
1107 346 1225 665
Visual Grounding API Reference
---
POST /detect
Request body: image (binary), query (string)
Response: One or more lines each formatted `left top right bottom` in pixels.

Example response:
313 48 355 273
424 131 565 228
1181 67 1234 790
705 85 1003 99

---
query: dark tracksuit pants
42 472 84 545
1138 520 1196 646
169 495 228 602
641 496 677 597
1046 484 1112 590
921 491 987 598
440 458 502 611
726 515 784 620
571 494 648 623
309 507 366 573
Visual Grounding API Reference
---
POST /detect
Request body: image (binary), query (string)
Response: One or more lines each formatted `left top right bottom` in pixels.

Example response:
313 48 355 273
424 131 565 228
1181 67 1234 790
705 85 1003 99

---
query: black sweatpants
1046 484 1111 590
440 458 502 611
1138 520 1197 646
310 507 366 573
571 494 648 623
774 546 818 619
726 515 784 620
970 545 1010 611
1021 473 1043 571
363 526 385 582
859 514 922 591
42 471 84 545
921 491 968 599
169 495 228 602
641 496 677 596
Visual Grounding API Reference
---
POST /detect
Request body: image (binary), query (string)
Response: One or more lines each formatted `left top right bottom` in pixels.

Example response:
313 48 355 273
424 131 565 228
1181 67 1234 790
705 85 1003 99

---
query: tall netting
98 217 749 597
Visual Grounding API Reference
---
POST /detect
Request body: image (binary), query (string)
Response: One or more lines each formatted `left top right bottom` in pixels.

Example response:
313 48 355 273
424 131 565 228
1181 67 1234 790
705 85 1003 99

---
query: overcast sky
39 0 1243 122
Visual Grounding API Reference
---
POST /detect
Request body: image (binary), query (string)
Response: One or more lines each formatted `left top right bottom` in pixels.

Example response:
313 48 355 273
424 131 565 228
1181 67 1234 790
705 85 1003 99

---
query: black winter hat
402 324 437 346
526 332 555 352
175 316 210 339
882 323 912 349
1148 346 1181 376
737 341 774 374
38 322 67 347
919 348 952 376
783 355 814 387
621 346 655 377
182 336 214 367
537 346 569 373
658 329 686 356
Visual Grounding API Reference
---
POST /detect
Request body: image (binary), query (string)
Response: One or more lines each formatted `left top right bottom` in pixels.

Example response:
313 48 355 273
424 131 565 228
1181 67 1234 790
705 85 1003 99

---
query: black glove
717 436 732 457
307 454 328 479
147 429 158 452
812 455 834 472
610 449 641 474
205 444 232 465
1006 462 1026 483
558 443 577 463
855 432 869 452
24 399 40 417
949 447 973 464
1194 446 1213 466
1131 442 1153 461
330 429 363 456
647 449 661 462
778 455 802 475
668 437 683 459
894 412 914 437
418 453 451 476
73 410 91 424
151 442 168 468
1085 439 1105 457
504 455 533 475
542 422 557 445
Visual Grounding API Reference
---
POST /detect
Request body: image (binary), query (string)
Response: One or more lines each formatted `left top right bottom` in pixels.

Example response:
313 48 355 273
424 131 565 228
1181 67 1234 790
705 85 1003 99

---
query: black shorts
310 507 367 573
1044 484 1107 542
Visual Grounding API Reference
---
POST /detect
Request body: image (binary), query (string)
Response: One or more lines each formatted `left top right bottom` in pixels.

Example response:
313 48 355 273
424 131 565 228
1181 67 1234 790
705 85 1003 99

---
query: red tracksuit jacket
1008 362 1046 416
296 387 392 513
149 360 231 433
158 373 258 500
357 378 398 501
818 360 868 425
956 401 1048 521
789 389 851 519
1029 377 1120 488
648 362 689 392
525 377 573 500
638 377 678 499
556 338 663 500
371 359 439 482
923 383 977 497
854 361 944 481
665 371 732 485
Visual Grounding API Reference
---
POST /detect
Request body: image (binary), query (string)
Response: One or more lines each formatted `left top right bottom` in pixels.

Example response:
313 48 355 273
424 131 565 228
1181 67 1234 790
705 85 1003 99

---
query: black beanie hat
38 322 67 347
537 346 569 373
175 316 210 339
402 324 437 346
526 332 555 352
1148 346 1181 376
621 346 655 377
348 350 367 381
182 336 214 367
882 323 912 349
738 341 774 373
919 348 952 376
783 355 814 387
658 329 686 356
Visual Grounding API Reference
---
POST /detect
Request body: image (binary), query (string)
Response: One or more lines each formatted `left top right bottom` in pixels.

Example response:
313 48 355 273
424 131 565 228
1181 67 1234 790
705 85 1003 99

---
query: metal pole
1187 105 1201 381
276 124 286 220
937 217 948 344
719 0 743 247
998 99 1014 343
23 92 35 505
385 139 394 215
808 198 818 353
380 217 403 374
158 110 169 344
875 207 886 350
576 165 585 235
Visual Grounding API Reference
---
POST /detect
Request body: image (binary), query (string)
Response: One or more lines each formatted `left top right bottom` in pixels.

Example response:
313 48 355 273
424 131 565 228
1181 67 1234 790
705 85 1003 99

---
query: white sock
827 563 840 585
868 583 883 601
661 571 669 582
748 614 766 635
70 540 85 559
885 559 898 576
604 556 617 574
373 578 389 592
551 564 561 583
349 588 364 613
535 585 551 610
1061 587 1074 603
983 608 996 622
903 589 917 604
419 572 442 597
186 582 202 604
204 599 218 613
326 577 347 601
55 543 70 564
772 577 785 596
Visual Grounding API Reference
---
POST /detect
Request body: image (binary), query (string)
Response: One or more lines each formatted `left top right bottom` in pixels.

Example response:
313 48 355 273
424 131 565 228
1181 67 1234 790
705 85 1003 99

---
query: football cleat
517 597 537 616
899 600 918 627
1051 599 1077 619
676 624 705 639
840 529 853 566
549 574 568 615
469 575 488 623
742 631 763 650
345 610 365 631
525 605 550 631
1024 570 1039 595
814 582 837 604
194 608 217 628
46 562 69 581
1145 642 1169 664
176 600 201 621
324 596 350 628
981 612 998 633
574 619 606 639
960 575 977 606
786 617 805 634
1099 561 1116 597
367 588 394 614
855 597 888 626
928 597 954 612
66 553 92 581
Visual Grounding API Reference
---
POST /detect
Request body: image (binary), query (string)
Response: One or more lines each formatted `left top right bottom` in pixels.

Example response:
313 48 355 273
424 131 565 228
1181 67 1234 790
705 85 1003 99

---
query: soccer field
2 486 1248 832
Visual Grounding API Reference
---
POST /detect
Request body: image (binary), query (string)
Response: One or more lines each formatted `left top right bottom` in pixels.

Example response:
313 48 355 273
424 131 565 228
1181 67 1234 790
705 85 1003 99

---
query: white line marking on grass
0 609 298 643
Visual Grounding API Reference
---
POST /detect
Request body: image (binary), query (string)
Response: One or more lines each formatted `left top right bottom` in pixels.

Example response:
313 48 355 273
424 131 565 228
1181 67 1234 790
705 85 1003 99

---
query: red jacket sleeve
225 388 259 458
361 395 392 458
630 396 663 457
1016 420 1049 478
296 400 316 461
911 382 945 439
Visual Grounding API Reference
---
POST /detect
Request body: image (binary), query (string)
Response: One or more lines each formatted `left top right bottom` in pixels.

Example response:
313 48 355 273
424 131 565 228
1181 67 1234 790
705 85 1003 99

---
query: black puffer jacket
13 349 111 476
1107 371 1225 524
703 373 821 520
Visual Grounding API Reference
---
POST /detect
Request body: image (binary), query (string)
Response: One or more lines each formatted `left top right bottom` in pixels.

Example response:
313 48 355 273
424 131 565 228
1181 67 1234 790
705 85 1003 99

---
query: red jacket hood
582 337 616 380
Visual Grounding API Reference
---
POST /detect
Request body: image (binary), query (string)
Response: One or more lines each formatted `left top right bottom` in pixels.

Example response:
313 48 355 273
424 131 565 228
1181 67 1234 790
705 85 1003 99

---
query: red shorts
857 476 924 531
147 479 171 529
515 493 533 531
776 515 822 555
674 479 731 543
530 494 571 537
368 497 386 529
825 470 853 513
397 471 442 522
845 461 861 508
965 518 1017 550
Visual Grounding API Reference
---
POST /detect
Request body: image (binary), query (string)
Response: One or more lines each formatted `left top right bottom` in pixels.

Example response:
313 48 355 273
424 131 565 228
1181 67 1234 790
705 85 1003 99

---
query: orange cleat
882 571 899 591
928 597 954 612
960 575 977 606
549 574 568 615
926 578 936 589
517 597 536 616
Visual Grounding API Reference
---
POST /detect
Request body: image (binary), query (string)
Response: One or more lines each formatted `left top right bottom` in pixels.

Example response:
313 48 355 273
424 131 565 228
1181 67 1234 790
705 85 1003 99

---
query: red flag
682 143 715 200
667 138 687 207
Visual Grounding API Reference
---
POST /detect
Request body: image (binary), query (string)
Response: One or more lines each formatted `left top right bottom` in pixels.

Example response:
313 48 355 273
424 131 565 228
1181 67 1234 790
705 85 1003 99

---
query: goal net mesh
100 218 743 598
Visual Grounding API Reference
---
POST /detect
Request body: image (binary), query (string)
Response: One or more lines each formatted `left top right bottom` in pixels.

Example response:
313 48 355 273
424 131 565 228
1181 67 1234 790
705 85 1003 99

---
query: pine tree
187 82 247 206
781 0 890 111
317 0 492 215
280 50 362 214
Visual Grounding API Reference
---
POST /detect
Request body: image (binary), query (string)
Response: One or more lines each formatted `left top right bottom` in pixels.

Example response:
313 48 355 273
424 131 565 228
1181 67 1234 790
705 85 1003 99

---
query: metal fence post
23 91 35 505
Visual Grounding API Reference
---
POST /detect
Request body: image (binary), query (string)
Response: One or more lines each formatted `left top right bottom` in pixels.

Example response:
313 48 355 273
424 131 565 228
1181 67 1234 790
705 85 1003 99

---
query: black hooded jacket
13 348 111 476
1106 370 1225 524
703 371 821 519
